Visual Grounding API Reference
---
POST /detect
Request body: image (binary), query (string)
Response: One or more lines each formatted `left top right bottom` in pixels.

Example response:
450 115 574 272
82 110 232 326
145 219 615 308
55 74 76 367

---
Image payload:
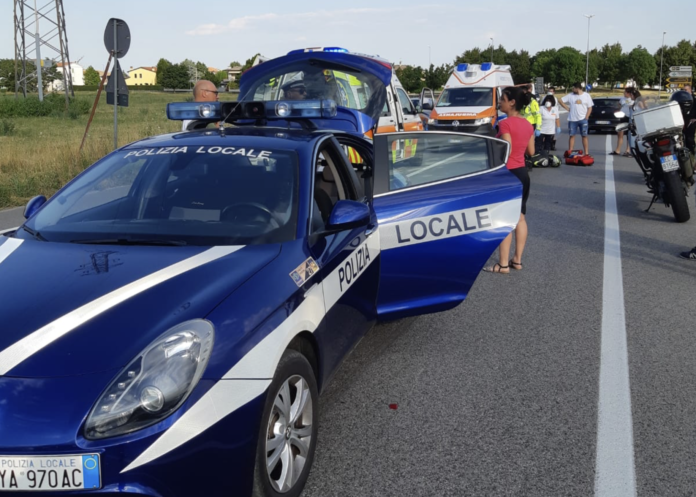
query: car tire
252 349 319 497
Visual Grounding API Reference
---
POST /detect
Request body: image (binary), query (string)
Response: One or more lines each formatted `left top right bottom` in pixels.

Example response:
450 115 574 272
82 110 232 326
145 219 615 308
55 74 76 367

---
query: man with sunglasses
281 80 307 100
182 80 219 130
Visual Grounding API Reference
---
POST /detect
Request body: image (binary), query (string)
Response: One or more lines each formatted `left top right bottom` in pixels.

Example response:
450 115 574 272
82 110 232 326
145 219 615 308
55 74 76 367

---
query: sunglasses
205 90 219 95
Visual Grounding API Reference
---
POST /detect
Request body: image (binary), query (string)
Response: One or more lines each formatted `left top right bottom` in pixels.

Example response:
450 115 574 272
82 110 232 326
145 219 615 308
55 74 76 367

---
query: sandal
483 263 509 274
622 152 632 157
609 151 620 155
509 260 523 270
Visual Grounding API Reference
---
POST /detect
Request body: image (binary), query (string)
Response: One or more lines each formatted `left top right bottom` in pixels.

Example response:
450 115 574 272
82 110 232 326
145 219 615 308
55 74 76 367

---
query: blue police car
0 50 521 496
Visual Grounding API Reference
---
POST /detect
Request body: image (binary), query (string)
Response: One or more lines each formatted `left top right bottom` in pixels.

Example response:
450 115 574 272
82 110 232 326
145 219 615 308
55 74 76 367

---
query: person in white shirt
539 95 561 158
557 82 594 155
611 88 634 156
182 80 219 131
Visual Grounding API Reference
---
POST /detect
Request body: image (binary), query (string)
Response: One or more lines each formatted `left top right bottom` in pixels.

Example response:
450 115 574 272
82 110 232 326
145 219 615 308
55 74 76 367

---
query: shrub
0 119 16 136
0 94 90 118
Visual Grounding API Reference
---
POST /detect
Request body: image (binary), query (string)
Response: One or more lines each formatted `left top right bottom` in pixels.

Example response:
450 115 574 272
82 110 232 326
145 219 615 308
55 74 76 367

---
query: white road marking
594 135 636 497
406 152 466 177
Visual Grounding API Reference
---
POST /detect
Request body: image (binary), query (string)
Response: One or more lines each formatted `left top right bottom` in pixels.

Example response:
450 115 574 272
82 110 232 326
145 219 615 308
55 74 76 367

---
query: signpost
534 77 544 97
103 19 131 149
666 66 691 93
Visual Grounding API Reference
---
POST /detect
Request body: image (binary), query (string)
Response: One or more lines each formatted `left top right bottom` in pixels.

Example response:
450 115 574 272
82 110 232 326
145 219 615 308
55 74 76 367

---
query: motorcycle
616 108 693 223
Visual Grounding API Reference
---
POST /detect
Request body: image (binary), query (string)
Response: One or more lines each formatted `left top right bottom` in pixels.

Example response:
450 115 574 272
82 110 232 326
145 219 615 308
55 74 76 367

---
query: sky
3 0 695 72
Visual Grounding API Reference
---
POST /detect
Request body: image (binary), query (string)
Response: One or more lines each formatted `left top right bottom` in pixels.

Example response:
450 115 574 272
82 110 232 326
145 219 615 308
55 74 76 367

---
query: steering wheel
221 202 282 229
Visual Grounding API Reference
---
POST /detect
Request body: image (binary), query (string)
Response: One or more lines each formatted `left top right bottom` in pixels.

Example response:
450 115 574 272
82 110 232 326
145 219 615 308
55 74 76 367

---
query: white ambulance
422 62 514 136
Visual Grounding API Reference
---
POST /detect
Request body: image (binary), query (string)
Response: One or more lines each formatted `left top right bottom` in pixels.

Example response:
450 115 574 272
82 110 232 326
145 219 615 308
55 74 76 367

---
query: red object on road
388 403 398 410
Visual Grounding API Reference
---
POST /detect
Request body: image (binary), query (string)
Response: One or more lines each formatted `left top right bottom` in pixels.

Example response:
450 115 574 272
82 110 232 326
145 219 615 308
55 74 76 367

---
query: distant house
224 66 243 82
127 66 157 86
50 61 84 90
208 67 220 74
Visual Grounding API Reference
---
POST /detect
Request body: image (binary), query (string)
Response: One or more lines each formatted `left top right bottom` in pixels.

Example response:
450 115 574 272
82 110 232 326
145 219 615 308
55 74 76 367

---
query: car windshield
242 61 385 117
437 88 493 108
24 146 299 246
594 99 621 108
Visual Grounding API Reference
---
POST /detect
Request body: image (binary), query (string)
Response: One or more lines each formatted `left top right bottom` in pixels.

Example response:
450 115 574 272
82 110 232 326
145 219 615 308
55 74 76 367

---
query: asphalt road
1 120 694 496
301 124 696 496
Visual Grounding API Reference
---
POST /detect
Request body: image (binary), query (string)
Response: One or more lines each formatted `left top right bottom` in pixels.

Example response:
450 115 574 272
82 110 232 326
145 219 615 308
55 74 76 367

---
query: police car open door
372 131 523 320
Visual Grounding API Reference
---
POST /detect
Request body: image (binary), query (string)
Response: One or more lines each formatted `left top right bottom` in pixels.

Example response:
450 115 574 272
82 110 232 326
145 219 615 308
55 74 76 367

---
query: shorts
569 119 589 137
509 166 530 215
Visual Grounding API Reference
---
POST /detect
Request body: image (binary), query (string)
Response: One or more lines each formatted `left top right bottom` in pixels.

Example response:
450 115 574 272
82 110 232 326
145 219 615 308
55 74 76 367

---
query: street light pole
489 38 494 62
584 14 594 91
428 45 431 67
658 31 666 100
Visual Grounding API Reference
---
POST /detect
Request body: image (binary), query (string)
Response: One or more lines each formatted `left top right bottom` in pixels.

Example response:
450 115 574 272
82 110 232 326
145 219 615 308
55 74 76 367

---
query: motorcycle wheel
664 171 691 223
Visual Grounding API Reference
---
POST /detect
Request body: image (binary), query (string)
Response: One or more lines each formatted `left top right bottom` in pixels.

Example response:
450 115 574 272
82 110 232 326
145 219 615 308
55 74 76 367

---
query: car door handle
365 225 377 237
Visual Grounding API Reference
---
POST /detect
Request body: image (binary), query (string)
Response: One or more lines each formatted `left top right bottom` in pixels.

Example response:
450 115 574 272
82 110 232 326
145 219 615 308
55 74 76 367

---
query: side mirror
24 195 46 219
326 200 370 231
422 101 433 111
614 111 626 119
415 105 423 113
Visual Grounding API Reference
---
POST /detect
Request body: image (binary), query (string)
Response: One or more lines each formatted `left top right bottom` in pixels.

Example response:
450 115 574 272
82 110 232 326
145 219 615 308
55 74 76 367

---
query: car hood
0 237 280 377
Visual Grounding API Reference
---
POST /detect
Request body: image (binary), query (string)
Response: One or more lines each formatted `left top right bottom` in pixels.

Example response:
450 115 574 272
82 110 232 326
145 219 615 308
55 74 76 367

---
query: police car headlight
84 320 215 440
474 117 492 125
428 118 435 125
199 104 215 119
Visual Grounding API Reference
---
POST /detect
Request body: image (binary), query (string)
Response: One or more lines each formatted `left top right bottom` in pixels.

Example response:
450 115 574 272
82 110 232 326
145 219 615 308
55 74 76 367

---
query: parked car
0 50 522 497
588 97 625 133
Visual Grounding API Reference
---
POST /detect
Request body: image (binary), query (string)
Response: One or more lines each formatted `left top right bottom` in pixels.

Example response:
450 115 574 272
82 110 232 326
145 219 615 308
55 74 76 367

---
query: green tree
531 49 557 83
550 47 585 88
424 64 451 90
588 48 602 87
228 61 241 68
395 65 424 92
84 66 100 86
161 63 190 89
624 46 656 87
454 47 484 65
599 43 623 88
506 49 531 84
0 58 59 92
155 58 172 85
241 54 263 72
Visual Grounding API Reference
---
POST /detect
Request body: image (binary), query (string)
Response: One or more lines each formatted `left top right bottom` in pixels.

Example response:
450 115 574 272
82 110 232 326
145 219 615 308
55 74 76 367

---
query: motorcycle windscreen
373 132 522 320
237 51 391 134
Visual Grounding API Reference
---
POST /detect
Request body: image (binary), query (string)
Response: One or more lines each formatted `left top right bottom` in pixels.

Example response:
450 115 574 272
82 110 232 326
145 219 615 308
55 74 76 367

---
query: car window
397 88 415 115
384 134 492 192
26 147 299 246
437 88 493 107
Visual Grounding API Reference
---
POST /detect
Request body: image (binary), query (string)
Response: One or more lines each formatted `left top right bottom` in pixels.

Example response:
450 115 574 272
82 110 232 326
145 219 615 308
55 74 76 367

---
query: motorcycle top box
633 101 684 138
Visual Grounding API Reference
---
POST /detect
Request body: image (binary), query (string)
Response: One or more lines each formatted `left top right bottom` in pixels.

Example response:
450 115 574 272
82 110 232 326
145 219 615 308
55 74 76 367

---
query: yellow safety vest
523 99 542 129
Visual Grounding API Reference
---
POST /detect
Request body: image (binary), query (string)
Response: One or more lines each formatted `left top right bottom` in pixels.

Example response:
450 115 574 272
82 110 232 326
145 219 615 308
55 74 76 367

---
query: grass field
0 91 237 208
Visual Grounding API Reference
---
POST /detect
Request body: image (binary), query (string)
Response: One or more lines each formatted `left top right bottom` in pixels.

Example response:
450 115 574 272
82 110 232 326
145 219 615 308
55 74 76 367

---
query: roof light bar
287 46 350 55
269 99 337 119
166 102 222 121
480 62 493 71
457 63 469 72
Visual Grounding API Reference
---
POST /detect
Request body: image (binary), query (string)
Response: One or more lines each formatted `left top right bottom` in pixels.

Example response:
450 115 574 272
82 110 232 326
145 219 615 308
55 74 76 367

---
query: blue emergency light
480 62 493 71
166 102 222 121
288 46 349 55
269 99 337 119
457 63 468 72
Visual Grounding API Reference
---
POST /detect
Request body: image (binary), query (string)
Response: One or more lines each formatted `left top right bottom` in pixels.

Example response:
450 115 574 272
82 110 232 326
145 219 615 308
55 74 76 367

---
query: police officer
281 80 307 100
182 79 219 131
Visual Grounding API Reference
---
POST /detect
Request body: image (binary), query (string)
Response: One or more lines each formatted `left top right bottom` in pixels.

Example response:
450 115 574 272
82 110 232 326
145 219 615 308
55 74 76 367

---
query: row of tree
395 40 696 92
0 59 61 92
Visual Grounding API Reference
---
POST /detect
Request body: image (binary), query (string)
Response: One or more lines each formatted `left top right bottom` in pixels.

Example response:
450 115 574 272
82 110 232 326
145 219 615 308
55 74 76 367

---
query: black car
588 97 626 133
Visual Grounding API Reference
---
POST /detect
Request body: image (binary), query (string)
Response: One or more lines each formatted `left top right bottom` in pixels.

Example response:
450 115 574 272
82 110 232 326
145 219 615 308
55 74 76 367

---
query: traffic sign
669 71 692 78
669 83 688 89
666 77 692 84
669 66 692 72
534 77 544 96
104 19 131 58
105 59 129 107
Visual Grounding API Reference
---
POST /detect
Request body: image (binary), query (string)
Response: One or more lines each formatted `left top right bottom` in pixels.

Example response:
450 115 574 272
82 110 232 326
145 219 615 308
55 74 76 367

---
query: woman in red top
484 86 535 274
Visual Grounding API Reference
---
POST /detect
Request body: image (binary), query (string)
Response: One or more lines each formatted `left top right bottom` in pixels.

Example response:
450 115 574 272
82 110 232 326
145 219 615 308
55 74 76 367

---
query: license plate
0 455 100 492
660 155 680 172
595 120 610 125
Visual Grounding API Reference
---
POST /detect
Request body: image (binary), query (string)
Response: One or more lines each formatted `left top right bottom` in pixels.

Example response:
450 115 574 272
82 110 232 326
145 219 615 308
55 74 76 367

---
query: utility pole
489 38 494 62
658 31 666 100
14 0 73 103
428 45 431 67
584 14 594 91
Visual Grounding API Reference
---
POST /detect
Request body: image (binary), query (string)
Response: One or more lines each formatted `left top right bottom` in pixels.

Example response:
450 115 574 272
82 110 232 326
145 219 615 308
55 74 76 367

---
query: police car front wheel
253 349 318 497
